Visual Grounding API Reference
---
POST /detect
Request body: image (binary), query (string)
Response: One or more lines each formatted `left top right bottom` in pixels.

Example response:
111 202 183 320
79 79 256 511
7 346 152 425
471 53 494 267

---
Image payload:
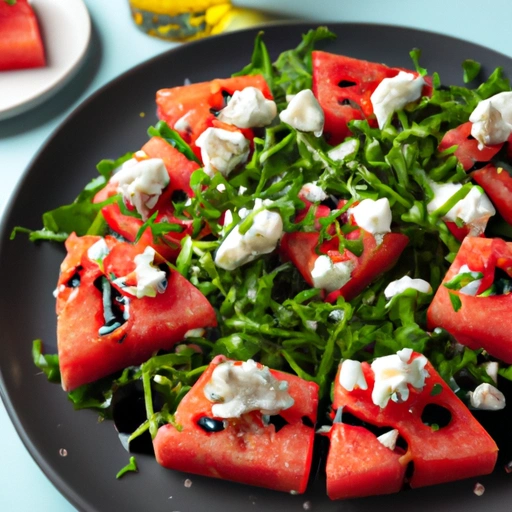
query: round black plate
1 22 511 512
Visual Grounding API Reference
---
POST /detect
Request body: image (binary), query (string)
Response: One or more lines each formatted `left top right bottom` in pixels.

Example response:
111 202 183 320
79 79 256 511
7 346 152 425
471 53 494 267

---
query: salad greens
25 27 511 451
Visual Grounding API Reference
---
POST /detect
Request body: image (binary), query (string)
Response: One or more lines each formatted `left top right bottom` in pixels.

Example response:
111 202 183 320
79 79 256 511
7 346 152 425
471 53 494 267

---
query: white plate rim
0 0 91 121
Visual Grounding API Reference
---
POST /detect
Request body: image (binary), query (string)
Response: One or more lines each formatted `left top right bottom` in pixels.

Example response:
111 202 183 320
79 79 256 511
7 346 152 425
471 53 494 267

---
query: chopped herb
444 271 483 291
430 383 443 396
116 456 138 479
448 292 462 312
32 340 60 383
409 48 427 76
462 59 481 83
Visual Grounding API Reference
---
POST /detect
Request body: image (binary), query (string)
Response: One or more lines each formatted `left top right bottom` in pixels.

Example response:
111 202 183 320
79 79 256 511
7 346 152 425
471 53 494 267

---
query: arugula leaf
476 67 511 99
448 292 462 312
11 195 116 242
234 27 335 108
32 340 60 383
11 153 131 242
430 383 443 396
116 456 138 479
444 271 483 291
232 31 274 89
273 27 336 105
499 365 512 381
96 153 133 181
134 210 184 244
409 48 427 76
147 121 200 163
462 59 481 83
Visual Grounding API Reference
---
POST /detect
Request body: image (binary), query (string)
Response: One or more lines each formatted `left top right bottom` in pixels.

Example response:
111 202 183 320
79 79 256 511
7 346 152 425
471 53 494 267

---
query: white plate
0 0 91 121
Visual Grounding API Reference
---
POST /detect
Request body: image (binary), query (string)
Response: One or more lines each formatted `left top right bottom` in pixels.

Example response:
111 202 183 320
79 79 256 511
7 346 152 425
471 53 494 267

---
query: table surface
2 0 512 510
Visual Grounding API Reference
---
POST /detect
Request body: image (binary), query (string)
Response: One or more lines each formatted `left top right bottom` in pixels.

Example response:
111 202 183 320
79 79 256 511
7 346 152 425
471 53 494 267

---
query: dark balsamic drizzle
94 276 128 336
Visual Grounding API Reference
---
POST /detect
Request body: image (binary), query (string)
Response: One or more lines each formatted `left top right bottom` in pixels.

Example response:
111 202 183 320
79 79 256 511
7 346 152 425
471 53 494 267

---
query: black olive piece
171 189 188 203
266 415 289 433
197 416 225 433
301 415 315 428
337 80 357 88
112 381 159 455
421 403 452 429
66 269 82 288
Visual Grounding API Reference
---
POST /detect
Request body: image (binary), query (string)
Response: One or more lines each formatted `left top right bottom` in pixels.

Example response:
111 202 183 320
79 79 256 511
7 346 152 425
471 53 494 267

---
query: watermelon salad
14 27 512 498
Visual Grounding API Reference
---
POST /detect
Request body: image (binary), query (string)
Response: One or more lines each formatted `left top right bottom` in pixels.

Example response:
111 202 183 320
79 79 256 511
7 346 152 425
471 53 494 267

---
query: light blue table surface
2 0 512 510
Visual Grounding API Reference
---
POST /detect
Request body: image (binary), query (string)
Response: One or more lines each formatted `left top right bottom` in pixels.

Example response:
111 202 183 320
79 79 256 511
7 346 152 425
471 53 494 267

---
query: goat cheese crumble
371 71 425 129
279 89 325 137
349 198 392 237
311 255 354 293
338 360 368 391
87 239 110 265
469 91 512 148
204 359 294 418
218 86 277 128
371 348 429 408
427 182 495 235
114 246 167 299
376 429 400 451
468 383 506 411
196 127 250 178
384 276 432 299
300 182 328 202
113 158 170 221
215 199 283 270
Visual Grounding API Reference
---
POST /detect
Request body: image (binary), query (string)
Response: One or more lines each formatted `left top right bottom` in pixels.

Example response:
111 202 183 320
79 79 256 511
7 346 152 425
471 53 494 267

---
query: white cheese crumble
338 360 368 391
311 255 354 293
349 198 392 236
215 200 283 270
384 275 432 299
370 71 425 129
195 127 250 178
469 91 512 148
53 284 65 299
371 348 429 408
218 86 277 128
300 181 327 202
376 429 399 451
468 383 506 411
427 182 495 236
306 320 318 331
184 328 205 338
113 158 170 221
327 138 359 161
482 361 499 384
457 264 483 296
114 246 167 299
204 359 294 418
87 239 110 265
329 309 345 322
473 482 485 497
279 89 325 137
174 111 192 132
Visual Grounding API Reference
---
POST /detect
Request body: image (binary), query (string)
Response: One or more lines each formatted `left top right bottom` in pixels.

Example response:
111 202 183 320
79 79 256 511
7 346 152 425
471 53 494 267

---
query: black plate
1 22 511 512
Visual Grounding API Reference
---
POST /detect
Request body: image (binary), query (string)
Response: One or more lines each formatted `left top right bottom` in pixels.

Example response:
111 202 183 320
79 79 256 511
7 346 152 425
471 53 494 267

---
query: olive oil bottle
128 0 274 41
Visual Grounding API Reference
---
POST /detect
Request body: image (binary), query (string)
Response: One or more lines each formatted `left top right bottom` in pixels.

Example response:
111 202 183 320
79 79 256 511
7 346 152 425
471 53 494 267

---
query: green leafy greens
27 28 512 460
